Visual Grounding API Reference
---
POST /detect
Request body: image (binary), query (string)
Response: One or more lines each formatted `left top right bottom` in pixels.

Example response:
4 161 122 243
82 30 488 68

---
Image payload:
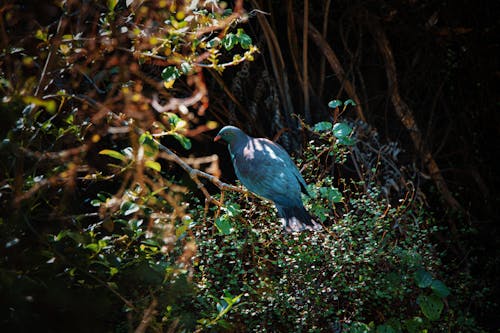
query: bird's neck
228 136 249 159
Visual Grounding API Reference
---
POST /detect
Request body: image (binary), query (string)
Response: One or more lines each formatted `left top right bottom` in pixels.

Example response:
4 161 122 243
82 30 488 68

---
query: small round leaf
328 99 342 108
431 279 450 298
414 268 433 288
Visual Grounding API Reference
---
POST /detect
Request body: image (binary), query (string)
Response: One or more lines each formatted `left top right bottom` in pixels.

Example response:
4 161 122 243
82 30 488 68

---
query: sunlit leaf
337 136 356 146
215 216 232 235
344 99 356 106
207 37 221 48
145 160 161 172
180 62 192 74
120 201 140 216
319 187 343 203
313 121 333 132
237 29 252 49
222 33 237 50
109 267 119 277
161 66 180 82
224 203 241 217
59 44 70 55
107 0 118 11
99 149 127 162
328 99 342 108
206 120 218 130
163 80 175 89
139 132 159 157
166 112 181 127
333 122 353 138
172 133 191 150
35 29 48 42
23 96 57 114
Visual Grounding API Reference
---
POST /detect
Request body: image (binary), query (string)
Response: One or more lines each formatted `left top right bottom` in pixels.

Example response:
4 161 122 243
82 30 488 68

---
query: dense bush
0 1 494 332
190 125 481 332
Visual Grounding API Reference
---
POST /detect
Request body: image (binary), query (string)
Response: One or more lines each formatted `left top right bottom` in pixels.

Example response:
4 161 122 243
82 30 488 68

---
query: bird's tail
276 205 323 233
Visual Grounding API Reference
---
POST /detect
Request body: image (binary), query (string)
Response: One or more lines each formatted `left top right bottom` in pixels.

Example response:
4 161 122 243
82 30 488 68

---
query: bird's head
214 125 246 145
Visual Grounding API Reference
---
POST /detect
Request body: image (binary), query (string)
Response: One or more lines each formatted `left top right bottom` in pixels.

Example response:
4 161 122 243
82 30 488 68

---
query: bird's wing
262 138 310 195
232 138 303 206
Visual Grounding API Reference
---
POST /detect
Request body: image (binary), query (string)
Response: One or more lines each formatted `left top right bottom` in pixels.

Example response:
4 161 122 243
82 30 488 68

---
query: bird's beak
214 135 221 142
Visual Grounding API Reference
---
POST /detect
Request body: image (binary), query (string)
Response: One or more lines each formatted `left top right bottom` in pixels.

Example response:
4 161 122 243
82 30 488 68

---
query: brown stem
306 22 366 122
251 0 295 120
134 298 158 333
318 0 332 98
368 17 462 213
302 0 310 122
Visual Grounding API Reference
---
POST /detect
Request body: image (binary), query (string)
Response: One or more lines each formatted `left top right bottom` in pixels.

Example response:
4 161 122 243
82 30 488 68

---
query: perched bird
214 125 322 233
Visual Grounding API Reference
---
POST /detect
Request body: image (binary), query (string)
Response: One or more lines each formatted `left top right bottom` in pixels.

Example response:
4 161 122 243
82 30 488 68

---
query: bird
214 125 322 233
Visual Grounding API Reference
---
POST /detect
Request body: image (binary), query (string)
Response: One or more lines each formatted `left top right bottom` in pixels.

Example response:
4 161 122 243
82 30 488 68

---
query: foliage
186 115 484 332
0 1 493 332
0 0 255 331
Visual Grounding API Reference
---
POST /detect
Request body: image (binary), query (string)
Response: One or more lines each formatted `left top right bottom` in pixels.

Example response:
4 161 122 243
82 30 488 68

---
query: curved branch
306 22 366 122
368 16 462 213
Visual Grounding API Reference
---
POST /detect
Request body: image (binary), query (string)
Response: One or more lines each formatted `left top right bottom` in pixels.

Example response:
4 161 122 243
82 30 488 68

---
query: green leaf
139 132 159 157
206 37 221 48
180 61 192 74
348 322 371 333
145 160 161 172
417 294 444 321
404 317 424 333
166 112 181 127
99 149 127 162
172 133 191 150
23 96 57 114
328 99 342 108
313 121 333 132
215 216 232 235
222 33 237 51
414 268 433 288
224 203 241 217
333 122 353 138
319 187 343 203
107 0 118 11
120 201 140 216
237 29 252 49
376 325 396 333
344 99 356 106
431 279 450 298
161 66 180 82
85 243 100 253
109 266 119 277
337 136 356 146
90 199 102 207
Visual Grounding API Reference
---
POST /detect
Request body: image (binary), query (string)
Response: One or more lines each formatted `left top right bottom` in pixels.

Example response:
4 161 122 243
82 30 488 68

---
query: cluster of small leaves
191 183 449 332
0 0 256 331
189 118 484 332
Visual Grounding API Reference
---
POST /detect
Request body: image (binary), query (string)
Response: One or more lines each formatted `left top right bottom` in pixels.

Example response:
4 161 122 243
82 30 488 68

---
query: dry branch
251 0 296 120
306 22 366 122
368 18 463 213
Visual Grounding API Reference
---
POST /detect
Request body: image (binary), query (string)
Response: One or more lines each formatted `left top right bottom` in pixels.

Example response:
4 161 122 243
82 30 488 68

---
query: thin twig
302 0 310 123
305 21 366 122
367 16 462 213
318 0 332 98
134 298 158 333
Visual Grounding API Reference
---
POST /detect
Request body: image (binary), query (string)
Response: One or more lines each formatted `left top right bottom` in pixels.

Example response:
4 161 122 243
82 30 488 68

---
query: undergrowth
190 123 484 332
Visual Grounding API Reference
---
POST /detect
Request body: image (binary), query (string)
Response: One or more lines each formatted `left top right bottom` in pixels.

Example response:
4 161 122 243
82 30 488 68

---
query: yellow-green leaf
145 160 161 172
99 149 127 162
